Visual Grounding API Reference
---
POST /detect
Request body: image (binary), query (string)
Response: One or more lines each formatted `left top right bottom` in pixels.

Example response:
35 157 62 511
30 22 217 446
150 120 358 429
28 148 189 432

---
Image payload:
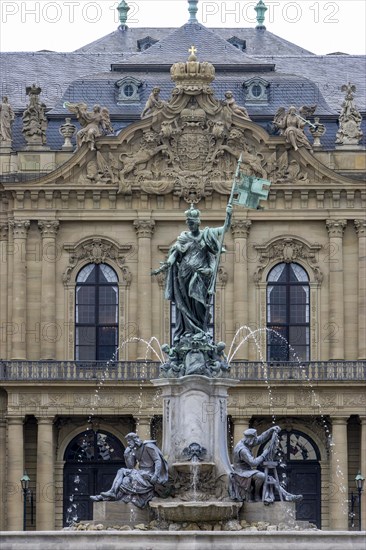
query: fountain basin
149 499 242 523
172 461 216 474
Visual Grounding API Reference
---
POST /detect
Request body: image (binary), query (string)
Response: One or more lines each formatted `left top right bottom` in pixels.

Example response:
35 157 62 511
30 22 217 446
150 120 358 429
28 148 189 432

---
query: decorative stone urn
59 117 76 150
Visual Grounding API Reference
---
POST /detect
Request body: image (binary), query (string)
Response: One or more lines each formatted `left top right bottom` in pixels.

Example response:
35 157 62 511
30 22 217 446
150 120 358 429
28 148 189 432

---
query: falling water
227 325 348 519
190 457 200 501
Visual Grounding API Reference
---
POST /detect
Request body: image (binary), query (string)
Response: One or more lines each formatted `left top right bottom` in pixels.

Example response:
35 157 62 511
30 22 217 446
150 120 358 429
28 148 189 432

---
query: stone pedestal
241 501 297 525
151 376 238 479
93 501 151 527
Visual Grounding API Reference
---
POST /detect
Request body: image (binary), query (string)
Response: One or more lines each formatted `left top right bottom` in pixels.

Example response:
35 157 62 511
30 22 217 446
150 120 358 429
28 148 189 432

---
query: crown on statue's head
185 203 201 221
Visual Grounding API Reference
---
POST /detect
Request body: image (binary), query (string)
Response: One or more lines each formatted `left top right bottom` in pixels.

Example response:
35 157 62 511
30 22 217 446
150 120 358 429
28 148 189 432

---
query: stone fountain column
152 376 238 479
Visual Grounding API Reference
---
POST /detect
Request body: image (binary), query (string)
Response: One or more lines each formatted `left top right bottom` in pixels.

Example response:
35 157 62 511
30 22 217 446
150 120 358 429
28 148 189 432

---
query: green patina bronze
255 0 268 29
117 0 130 27
232 174 271 210
152 157 271 378
188 0 199 23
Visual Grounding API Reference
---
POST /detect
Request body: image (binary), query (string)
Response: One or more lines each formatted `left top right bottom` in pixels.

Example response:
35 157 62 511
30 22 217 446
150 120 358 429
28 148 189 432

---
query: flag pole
203 154 243 331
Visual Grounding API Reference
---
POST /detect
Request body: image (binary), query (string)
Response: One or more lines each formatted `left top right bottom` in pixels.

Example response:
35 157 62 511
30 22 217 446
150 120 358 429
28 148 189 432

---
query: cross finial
189 45 197 56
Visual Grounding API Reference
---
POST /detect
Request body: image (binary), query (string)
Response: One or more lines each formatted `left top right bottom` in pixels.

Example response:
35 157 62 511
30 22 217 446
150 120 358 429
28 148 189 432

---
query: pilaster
134 416 151 441
0 223 9 359
36 416 55 530
133 219 155 359
0 418 7 529
231 220 251 360
329 416 348 530
354 220 366 359
325 220 347 360
9 220 30 360
6 416 25 531
359 416 366 530
38 220 60 360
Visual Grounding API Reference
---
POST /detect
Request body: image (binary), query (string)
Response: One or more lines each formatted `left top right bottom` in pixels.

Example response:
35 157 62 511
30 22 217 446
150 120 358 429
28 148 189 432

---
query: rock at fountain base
93 501 152 527
241 501 297 525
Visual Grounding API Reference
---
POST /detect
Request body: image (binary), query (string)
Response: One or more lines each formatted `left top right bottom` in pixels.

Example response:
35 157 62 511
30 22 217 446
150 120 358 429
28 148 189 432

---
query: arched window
64 430 125 462
267 262 310 361
75 263 119 361
278 429 320 461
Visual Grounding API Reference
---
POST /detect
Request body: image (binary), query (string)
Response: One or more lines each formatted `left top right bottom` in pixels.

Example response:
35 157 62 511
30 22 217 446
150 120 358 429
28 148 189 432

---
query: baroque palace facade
0 1 365 532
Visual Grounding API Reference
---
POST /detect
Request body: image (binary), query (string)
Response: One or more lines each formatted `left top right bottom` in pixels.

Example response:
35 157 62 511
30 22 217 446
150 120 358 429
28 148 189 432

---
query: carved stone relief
253 237 323 283
112 53 270 203
78 151 120 185
265 151 309 184
63 237 132 284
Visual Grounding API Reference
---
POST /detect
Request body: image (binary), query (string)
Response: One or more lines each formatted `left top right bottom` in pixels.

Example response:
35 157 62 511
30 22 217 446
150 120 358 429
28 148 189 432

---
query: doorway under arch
63 429 126 526
260 428 321 527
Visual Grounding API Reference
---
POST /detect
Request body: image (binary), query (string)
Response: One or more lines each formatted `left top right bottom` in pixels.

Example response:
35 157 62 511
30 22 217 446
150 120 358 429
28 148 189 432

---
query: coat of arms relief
78 51 312 198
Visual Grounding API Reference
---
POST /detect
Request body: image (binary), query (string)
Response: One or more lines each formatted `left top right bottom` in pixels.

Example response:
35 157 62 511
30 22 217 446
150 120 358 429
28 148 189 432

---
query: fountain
85 127 307 533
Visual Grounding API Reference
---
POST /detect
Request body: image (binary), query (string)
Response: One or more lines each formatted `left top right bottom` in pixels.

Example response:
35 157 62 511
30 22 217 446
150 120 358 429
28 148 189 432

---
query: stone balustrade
0 360 365 382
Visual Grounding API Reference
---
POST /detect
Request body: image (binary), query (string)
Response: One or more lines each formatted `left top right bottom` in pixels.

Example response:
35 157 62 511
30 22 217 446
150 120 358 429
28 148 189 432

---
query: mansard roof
105 23 273 67
1 21 365 113
2 21 365 152
74 26 314 57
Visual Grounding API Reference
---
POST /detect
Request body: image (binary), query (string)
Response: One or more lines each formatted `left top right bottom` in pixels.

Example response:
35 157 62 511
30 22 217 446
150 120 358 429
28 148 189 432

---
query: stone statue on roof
0 96 15 145
22 84 48 147
65 102 114 151
273 106 312 151
336 83 363 146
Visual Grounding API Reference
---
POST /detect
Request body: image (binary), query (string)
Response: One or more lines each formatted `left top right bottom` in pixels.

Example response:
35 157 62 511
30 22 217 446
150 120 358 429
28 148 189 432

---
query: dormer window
243 77 269 104
137 36 158 51
227 37 246 51
115 76 142 104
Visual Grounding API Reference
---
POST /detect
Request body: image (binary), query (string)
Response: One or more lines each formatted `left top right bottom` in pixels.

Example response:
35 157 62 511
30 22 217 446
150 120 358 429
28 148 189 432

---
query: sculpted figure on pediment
118 129 172 193
111 52 351 202
78 151 120 185
141 87 166 119
273 106 312 151
117 96 266 201
209 127 267 179
66 102 114 151
265 151 309 184
222 91 250 122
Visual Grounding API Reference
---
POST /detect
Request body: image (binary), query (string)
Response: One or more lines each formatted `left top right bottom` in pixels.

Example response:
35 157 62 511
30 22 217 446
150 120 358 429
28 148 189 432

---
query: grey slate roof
2 50 364 113
74 26 314 56
107 23 272 66
74 27 175 53
48 71 332 116
256 55 366 112
1 22 365 111
2 22 365 152
211 28 314 56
